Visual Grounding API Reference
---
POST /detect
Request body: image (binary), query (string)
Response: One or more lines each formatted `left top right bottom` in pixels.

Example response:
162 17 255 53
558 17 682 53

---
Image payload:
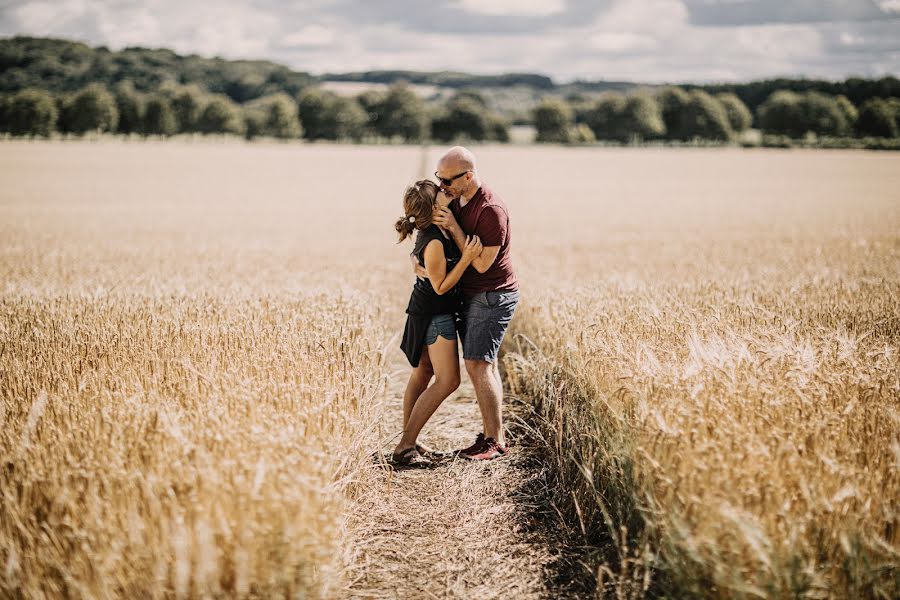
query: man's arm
410 252 427 279
471 245 500 273
432 207 467 252
467 204 507 274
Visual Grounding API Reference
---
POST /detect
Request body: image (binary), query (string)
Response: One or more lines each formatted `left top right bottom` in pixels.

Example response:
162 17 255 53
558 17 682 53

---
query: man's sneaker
463 437 508 461
454 433 486 458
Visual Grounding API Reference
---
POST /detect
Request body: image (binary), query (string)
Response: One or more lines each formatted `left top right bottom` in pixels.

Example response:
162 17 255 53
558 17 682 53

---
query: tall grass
2 141 898 598
0 291 390 597
506 247 900 598
473 144 900 598
0 141 421 598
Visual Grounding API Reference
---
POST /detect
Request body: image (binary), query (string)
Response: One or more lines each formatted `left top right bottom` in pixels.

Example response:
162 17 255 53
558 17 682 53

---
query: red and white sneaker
454 433 486 458
463 437 509 461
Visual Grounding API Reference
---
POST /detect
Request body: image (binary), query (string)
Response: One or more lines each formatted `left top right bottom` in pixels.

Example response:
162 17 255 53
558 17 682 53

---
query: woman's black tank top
405 225 463 316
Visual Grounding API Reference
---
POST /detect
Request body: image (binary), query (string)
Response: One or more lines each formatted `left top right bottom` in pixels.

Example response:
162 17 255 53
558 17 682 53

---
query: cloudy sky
1 0 899 83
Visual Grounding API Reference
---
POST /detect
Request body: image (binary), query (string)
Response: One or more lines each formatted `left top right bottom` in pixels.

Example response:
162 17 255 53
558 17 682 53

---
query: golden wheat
2 142 898 598
498 148 900 598
0 141 421 598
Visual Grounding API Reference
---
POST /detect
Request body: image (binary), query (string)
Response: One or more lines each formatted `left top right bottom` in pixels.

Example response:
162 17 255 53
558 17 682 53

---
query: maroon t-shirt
449 184 518 298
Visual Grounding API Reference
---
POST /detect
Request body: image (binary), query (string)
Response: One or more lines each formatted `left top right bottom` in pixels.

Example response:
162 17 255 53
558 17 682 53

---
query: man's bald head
438 146 476 173
435 146 481 201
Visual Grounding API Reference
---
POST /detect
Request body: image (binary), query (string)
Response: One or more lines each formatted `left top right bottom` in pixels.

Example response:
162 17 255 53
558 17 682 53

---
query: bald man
426 146 519 460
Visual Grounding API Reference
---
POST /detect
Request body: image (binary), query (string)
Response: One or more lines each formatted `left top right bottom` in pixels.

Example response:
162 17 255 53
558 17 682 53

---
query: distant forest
1 36 899 148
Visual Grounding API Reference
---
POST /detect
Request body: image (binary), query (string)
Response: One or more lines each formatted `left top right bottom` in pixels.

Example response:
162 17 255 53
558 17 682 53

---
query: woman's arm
423 236 482 295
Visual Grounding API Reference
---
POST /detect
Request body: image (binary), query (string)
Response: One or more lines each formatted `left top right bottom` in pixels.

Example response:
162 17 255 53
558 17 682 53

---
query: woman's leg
402 349 433 430
394 334 460 453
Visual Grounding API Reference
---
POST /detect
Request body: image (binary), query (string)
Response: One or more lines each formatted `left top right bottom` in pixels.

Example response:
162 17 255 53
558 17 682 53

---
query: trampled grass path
344 359 569 599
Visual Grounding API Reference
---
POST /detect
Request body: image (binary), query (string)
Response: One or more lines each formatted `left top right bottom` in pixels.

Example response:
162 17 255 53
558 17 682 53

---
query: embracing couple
391 146 519 467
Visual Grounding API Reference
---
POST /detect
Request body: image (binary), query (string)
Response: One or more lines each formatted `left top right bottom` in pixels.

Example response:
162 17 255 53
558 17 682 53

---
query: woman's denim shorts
425 313 457 345
459 290 519 362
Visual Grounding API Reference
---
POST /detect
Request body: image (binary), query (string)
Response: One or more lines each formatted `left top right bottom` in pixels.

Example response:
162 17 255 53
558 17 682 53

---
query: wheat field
1 141 898 598
498 148 900 598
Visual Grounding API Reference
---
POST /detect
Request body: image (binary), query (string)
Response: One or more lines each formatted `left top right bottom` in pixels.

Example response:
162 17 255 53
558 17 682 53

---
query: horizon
1 1 899 85
3 33 898 90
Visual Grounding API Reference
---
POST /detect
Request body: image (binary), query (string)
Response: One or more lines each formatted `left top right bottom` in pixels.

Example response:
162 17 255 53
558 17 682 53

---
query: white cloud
589 32 658 53
454 0 566 18
597 0 689 33
12 0 97 35
280 25 336 48
0 0 897 82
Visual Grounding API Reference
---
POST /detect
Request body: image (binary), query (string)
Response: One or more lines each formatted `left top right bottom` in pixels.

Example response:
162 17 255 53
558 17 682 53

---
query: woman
392 179 481 466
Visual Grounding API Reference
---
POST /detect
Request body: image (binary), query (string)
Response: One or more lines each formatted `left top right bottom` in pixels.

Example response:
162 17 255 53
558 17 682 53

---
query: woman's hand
461 235 482 263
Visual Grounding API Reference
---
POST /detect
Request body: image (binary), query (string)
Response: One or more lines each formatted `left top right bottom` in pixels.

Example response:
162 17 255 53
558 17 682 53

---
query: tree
835 95 858 132
757 90 805 137
223 72 267 104
55 95 73 133
143 96 177 136
856 98 898 137
683 90 732 141
296 88 332 140
571 123 595 143
356 89 386 137
534 98 574 143
758 90 857 138
197 94 244 135
114 81 143 134
716 92 752 132
623 93 666 140
0 95 9 132
452 88 489 109
374 83 427 142
657 87 692 140
243 105 266 140
486 114 511 143
800 91 850 137
170 85 204 133
431 95 489 142
296 88 365 141
264 93 302 139
328 95 366 141
584 93 628 141
67 83 118 134
6 88 57 136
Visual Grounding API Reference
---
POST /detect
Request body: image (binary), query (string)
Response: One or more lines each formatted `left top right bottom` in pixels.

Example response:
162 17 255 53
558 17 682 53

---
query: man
420 146 519 461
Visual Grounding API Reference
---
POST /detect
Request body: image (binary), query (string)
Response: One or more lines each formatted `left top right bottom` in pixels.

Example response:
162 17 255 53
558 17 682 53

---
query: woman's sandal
391 447 433 467
415 443 451 460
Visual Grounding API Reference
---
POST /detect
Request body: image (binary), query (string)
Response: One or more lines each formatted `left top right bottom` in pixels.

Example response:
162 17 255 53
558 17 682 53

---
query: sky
1 0 899 84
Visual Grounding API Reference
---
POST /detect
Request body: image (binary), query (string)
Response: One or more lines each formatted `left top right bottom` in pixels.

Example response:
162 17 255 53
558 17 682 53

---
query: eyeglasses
434 170 470 186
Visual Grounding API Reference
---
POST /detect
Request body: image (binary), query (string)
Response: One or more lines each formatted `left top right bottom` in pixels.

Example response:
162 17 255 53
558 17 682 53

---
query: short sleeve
475 206 507 247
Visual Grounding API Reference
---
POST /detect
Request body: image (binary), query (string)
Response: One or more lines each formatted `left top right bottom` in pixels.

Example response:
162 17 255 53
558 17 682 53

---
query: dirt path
343 362 565 599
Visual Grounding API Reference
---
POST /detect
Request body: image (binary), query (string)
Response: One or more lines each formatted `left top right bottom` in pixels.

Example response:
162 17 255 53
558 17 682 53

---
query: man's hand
410 253 428 280
432 206 460 235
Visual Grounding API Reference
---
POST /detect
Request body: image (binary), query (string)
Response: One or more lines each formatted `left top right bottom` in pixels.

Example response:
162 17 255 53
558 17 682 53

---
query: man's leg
465 358 505 447
457 290 518 457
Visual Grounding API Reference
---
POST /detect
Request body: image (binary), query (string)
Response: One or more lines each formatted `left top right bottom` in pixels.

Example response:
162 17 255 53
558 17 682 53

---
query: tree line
570 76 900 117
534 87 900 144
5 81 899 146
2 36 898 146
0 81 511 142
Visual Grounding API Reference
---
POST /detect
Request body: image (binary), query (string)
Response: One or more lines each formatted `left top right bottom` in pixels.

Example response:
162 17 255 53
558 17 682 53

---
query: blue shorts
459 290 519 363
425 313 457 345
